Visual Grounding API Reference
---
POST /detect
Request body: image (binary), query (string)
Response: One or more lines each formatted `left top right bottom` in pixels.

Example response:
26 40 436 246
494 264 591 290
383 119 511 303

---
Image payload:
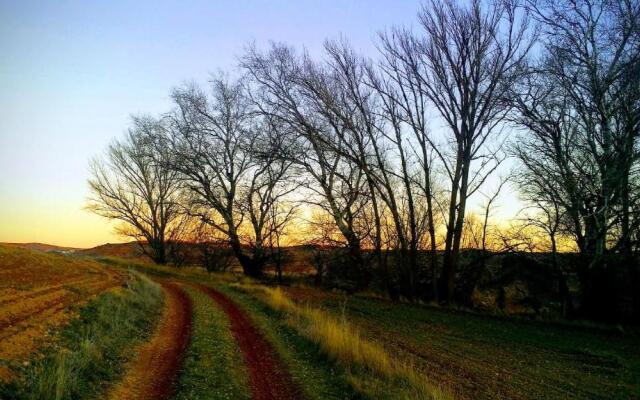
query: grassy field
281 287 640 400
3 249 638 400
229 283 450 399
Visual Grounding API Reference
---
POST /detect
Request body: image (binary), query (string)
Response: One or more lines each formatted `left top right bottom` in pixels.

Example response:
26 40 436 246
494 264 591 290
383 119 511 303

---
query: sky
0 0 521 248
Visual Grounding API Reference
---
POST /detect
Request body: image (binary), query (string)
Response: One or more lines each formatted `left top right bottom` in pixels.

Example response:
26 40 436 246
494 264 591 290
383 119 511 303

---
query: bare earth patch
0 246 125 381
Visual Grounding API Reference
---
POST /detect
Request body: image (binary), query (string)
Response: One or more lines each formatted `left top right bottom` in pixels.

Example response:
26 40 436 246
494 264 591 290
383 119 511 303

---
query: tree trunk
439 144 469 304
148 240 167 265
229 232 263 278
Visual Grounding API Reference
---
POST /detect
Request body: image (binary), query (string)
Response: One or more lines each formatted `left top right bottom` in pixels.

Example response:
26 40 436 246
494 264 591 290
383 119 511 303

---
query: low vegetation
174 286 250 400
231 283 451 400
283 286 640 400
0 273 163 400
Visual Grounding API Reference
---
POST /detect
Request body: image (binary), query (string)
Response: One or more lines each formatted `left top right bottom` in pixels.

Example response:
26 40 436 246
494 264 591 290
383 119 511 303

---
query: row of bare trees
511 0 640 319
238 0 536 302
88 0 640 320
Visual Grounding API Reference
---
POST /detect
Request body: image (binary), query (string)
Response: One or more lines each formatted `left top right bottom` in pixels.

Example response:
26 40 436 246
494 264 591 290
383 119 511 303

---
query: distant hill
78 242 145 259
0 242 80 253
77 241 316 272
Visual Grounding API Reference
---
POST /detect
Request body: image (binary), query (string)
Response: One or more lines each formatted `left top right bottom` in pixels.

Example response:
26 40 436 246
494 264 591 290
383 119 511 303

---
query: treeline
88 0 640 322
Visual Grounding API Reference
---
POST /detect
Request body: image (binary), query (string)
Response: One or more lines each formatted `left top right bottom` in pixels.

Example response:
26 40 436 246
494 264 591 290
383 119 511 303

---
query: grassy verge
229 283 451 400
0 273 163 400
213 284 365 400
300 290 640 400
173 286 250 400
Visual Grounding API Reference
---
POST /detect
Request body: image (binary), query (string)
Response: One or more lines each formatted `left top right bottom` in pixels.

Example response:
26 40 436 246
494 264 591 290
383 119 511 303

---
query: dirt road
108 282 192 400
107 279 303 400
195 283 304 400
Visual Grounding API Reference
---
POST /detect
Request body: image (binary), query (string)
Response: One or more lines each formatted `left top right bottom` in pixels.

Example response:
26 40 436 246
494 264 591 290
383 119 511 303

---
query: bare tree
265 198 298 282
189 219 235 273
317 40 426 299
87 116 181 264
164 77 294 277
305 212 345 286
406 0 533 302
513 0 640 319
242 44 374 285
376 30 441 299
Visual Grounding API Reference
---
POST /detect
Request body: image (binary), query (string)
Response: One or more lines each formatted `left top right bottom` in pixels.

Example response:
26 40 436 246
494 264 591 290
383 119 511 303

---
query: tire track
194 283 303 400
107 282 192 400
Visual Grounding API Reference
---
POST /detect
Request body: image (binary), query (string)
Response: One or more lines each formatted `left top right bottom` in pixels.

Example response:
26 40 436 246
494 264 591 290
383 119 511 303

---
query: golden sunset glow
0 197 120 248
2 1 639 399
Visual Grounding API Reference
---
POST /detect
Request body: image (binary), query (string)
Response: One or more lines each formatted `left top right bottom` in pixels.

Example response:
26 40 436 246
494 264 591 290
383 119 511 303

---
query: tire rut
107 281 192 400
194 283 304 400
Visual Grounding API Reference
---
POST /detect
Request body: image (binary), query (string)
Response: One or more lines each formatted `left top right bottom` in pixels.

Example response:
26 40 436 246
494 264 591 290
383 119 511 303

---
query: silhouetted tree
87 116 181 264
409 0 533 303
512 0 640 319
242 45 373 285
164 77 295 277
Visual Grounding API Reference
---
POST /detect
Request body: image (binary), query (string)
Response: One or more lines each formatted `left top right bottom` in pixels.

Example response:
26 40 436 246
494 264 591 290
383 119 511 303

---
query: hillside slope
0 245 125 380
0 242 80 252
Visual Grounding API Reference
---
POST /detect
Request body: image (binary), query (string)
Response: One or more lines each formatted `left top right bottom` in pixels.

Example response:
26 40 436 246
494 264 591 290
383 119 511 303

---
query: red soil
195 284 304 400
0 246 125 381
108 282 192 400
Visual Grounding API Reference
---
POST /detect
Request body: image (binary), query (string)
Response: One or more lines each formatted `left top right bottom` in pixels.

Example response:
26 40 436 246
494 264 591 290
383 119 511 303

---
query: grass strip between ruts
173 285 251 400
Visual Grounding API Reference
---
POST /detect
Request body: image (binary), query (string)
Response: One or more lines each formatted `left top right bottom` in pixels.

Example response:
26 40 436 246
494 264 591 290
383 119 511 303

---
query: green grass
0 273 163 400
173 286 251 400
215 284 365 400
89 256 640 399
308 293 640 400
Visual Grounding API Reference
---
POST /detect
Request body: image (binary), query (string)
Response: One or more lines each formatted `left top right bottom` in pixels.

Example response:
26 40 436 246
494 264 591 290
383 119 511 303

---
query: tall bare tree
407 0 533 302
242 44 374 286
513 0 640 319
165 77 295 277
87 116 181 264
376 31 441 299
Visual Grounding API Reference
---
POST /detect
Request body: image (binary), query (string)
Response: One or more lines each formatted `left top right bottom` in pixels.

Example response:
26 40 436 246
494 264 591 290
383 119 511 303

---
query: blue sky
0 0 521 247
0 0 425 246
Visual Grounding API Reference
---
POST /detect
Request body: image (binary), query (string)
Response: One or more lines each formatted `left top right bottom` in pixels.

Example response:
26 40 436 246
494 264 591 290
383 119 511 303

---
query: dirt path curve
195 283 304 400
108 281 192 400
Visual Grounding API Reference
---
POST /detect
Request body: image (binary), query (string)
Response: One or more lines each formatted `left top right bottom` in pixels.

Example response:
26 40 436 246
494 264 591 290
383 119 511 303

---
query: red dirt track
108 282 192 400
195 284 304 400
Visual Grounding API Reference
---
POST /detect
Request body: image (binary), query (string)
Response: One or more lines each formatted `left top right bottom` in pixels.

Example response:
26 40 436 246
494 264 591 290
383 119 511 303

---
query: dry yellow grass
233 283 453 400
